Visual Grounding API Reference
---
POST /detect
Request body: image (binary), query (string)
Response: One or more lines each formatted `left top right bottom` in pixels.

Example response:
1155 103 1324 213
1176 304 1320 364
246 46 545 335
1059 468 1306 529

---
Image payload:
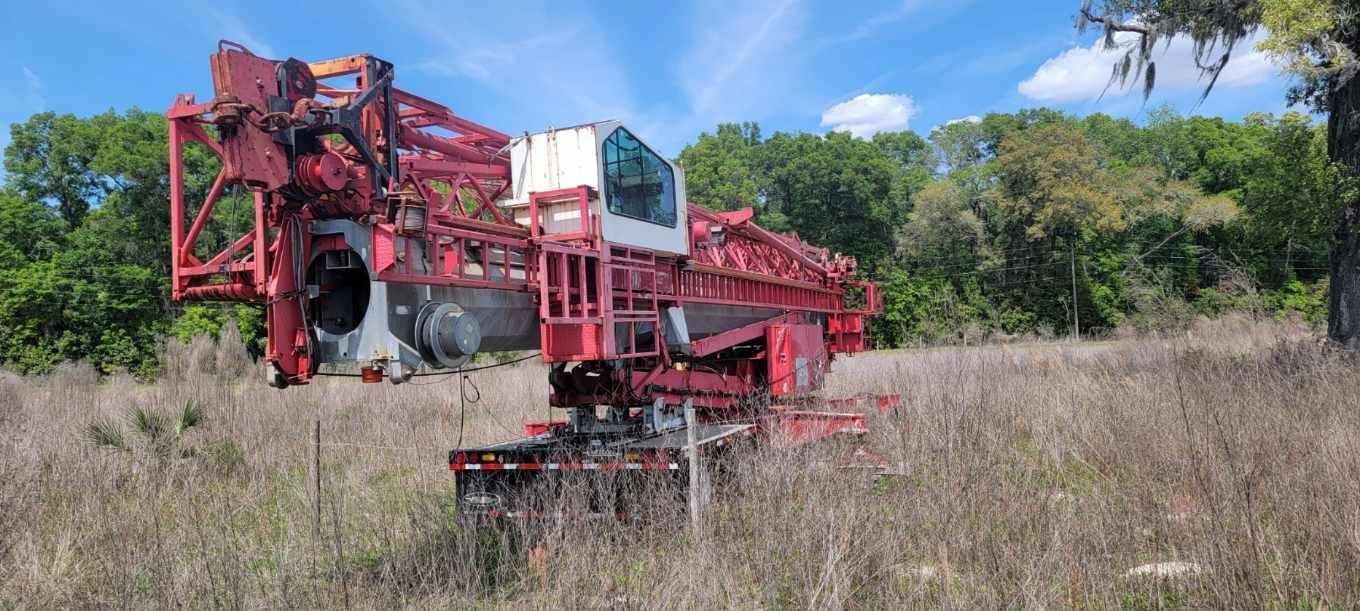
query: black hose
312 352 541 378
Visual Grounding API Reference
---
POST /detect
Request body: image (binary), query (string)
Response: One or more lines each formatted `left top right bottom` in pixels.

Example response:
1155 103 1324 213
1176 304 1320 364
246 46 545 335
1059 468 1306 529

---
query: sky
0 0 1302 159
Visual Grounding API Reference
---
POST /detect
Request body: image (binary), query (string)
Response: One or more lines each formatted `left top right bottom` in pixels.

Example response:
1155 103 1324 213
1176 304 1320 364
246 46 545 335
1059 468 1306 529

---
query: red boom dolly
169 43 887 517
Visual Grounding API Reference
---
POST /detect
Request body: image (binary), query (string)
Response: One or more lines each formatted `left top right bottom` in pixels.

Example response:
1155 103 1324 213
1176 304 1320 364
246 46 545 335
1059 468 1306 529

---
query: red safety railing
602 244 661 359
528 186 598 245
538 242 603 361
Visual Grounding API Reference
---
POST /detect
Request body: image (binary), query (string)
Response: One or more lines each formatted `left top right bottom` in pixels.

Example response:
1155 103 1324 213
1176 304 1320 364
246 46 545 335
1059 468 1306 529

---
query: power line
898 242 1060 266
892 245 1333 296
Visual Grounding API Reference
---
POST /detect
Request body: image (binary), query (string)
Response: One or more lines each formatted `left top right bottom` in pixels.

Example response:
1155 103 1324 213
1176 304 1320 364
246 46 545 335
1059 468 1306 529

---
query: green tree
897 180 985 259
1079 113 1148 171
993 123 1125 241
5 109 232 272
0 189 64 267
170 304 265 356
873 130 936 174
4 112 105 227
678 122 762 213
977 108 1072 158
1076 0 1360 346
755 131 900 268
874 130 936 229
880 270 988 345
0 254 164 375
1234 112 1334 283
0 110 231 375
930 119 986 173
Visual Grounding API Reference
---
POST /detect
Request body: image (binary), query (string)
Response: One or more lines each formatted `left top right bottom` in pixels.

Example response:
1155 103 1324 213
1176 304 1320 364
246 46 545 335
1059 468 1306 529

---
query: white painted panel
511 201 595 234
507 124 601 205
502 121 690 255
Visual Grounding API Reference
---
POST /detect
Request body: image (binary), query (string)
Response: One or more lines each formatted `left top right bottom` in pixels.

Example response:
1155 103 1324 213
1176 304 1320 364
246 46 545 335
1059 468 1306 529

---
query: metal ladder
601 244 660 359
536 242 660 361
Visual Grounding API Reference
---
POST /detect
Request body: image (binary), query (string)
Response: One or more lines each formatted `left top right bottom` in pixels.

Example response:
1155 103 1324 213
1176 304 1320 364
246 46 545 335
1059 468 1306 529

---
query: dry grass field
1 315 1357 609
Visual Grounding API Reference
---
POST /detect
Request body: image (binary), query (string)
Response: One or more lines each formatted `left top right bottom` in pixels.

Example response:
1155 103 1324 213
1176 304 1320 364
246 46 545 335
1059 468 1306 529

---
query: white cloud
944 115 981 126
1018 29 1277 102
820 93 919 138
20 67 44 111
21 67 40 92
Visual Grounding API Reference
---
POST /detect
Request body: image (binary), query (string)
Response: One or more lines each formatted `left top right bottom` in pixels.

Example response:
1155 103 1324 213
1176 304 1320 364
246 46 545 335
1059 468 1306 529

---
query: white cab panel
502 121 688 255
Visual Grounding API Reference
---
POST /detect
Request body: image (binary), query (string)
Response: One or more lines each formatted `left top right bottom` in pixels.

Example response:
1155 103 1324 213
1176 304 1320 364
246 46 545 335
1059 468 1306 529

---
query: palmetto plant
86 400 203 458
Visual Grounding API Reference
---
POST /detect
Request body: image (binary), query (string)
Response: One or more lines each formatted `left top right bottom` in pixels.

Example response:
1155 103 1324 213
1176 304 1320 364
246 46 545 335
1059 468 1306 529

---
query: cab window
602 128 676 227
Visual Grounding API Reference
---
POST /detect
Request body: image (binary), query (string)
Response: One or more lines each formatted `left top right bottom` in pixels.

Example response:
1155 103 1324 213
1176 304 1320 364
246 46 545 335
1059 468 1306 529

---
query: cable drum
398 204 426 234
414 302 481 369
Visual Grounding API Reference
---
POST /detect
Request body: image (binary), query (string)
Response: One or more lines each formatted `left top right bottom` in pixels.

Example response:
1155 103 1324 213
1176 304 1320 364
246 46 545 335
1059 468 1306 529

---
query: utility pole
310 419 321 537
1070 242 1080 342
307 417 321 578
1285 234 1295 278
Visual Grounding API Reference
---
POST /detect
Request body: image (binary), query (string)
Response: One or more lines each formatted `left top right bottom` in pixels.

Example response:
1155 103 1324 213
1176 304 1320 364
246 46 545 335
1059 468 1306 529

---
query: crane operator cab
501 121 688 253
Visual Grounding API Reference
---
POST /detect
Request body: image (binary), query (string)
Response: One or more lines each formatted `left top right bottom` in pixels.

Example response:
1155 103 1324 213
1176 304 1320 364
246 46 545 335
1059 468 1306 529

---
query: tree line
0 105 1334 376
679 109 1334 346
0 110 259 376
1069 0 1358 348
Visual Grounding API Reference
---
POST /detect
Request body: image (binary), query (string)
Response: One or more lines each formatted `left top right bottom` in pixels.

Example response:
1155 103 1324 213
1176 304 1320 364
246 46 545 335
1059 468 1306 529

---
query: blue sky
0 0 1299 158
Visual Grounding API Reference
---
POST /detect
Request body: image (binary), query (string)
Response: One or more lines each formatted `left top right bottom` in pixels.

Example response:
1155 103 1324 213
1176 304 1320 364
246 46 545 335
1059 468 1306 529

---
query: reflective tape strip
451 462 683 471
488 510 535 519
486 510 632 520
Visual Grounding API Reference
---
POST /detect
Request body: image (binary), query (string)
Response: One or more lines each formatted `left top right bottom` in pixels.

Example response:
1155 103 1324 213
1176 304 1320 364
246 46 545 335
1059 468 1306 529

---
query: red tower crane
168 43 887 517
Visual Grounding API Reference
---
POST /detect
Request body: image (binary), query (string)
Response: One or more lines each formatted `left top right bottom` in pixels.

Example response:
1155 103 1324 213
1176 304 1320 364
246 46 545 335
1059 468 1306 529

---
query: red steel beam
398 124 509 167
391 87 511 145
400 156 509 180
308 55 368 79
690 312 801 358
169 115 187 299
178 169 227 262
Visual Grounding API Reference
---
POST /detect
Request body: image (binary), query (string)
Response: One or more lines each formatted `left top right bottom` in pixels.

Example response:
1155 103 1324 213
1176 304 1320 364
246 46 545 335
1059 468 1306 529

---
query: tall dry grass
0 315 1356 608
